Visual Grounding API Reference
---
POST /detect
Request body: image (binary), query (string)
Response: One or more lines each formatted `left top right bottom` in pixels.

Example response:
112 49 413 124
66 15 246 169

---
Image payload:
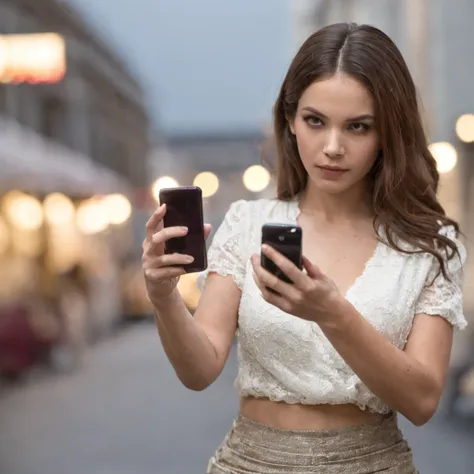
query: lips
317 165 348 172
316 165 349 180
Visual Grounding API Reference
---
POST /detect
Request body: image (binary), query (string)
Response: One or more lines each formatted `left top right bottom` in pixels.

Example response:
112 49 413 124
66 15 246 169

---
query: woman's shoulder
420 223 465 260
437 224 467 268
384 223 466 272
438 223 461 243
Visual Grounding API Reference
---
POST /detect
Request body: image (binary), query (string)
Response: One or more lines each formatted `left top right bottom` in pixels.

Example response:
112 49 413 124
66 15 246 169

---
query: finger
253 271 280 300
260 244 308 288
251 254 299 299
155 253 194 268
252 270 292 313
150 226 188 252
146 204 166 240
204 224 212 240
143 253 192 270
144 267 186 282
302 256 324 279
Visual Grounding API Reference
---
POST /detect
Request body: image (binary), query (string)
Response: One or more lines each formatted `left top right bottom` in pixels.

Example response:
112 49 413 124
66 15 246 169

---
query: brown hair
271 22 460 278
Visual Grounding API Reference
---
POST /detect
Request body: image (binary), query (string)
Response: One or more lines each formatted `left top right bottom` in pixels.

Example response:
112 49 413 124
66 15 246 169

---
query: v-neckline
286 198 383 301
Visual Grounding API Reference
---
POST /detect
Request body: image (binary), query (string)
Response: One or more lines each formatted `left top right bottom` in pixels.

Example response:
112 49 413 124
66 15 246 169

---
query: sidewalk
400 413 472 474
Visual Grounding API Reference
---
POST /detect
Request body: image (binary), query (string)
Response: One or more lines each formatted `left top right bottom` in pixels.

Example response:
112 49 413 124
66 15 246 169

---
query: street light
43 192 75 226
455 114 474 143
429 142 458 174
76 198 109 235
2 191 44 231
243 165 270 192
102 194 132 225
193 171 219 198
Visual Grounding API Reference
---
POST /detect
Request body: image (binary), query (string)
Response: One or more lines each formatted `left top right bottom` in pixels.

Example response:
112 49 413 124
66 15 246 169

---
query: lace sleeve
197 200 248 291
414 225 467 330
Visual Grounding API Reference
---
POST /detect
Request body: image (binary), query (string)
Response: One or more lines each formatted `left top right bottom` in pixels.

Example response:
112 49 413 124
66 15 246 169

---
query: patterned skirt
207 412 418 473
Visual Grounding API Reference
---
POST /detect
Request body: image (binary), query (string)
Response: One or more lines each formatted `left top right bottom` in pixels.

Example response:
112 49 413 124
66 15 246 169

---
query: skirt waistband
231 411 402 454
207 411 417 473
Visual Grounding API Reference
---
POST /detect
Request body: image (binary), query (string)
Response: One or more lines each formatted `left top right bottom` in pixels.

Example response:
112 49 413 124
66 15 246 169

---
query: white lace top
197 198 467 414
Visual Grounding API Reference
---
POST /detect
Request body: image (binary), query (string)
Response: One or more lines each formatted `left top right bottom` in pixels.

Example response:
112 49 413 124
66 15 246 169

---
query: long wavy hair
271 22 460 278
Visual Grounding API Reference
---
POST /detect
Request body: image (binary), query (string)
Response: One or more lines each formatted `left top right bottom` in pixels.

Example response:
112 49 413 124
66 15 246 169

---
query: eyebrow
301 106 375 122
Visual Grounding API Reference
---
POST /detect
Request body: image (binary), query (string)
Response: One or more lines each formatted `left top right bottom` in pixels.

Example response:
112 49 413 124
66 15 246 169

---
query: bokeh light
152 176 180 202
242 165 270 192
455 114 474 143
193 171 219 198
429 142 458 174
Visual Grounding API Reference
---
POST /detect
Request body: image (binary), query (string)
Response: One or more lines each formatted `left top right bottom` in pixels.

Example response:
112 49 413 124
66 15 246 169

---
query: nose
323 129 345 158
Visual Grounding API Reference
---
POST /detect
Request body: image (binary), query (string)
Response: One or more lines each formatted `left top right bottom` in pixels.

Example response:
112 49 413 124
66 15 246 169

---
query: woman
142 23 467 473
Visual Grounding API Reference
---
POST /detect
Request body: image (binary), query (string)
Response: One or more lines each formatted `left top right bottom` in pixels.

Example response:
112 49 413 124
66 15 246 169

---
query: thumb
204 224 212 240
302 255 323 279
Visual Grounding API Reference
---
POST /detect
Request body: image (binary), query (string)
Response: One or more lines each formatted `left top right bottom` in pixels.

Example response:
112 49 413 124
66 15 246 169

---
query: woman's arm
153 274 239 391
319 300 452 425
145 199 248 391
251 246 463 426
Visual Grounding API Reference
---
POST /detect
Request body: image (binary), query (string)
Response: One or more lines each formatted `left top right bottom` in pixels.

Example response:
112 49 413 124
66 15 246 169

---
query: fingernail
185 256 194 263
180 226 188 232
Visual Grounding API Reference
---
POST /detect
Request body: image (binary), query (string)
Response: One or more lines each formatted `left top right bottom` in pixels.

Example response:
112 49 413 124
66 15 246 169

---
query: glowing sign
0 33 66 84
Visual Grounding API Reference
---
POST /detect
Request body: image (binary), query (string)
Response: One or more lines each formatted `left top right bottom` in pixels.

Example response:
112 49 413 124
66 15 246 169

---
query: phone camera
290 228 297 233
278 235 285 242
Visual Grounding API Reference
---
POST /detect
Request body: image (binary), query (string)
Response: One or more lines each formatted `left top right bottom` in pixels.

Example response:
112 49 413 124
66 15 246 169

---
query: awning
0 114 131 197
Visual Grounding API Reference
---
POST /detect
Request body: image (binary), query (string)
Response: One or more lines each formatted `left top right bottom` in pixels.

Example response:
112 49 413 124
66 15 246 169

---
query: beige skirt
207 412 418 473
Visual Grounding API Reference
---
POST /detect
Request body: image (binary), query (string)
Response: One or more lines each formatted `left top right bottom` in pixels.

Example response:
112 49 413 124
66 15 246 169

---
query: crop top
197 198 467 414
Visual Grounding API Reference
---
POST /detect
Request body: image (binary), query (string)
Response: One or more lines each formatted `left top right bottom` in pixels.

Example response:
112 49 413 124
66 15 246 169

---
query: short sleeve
197 200 248 291
414 225 467 330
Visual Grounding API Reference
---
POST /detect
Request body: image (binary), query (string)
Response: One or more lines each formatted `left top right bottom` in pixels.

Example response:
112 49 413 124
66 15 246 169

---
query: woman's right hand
142 204 212 306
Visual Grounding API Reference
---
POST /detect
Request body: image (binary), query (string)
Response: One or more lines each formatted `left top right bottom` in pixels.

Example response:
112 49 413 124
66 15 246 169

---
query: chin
311 177 352 195
319 184 350 195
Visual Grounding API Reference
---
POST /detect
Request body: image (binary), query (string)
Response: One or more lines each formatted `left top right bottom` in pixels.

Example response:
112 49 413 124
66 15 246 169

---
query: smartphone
261 223 303 284
158 186 207 273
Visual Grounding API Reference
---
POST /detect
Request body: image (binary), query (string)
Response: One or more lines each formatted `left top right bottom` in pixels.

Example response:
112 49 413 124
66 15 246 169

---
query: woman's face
290 73 380 195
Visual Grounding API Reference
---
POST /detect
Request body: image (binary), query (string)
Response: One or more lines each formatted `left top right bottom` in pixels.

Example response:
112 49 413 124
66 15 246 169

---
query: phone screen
159 186 207 272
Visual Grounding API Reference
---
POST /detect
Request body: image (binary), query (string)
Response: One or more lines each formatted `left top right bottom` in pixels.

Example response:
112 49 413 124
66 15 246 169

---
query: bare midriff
240 396 388 430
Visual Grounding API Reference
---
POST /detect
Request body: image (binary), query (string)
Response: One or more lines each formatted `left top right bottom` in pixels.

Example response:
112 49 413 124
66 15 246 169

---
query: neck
298 181 373 224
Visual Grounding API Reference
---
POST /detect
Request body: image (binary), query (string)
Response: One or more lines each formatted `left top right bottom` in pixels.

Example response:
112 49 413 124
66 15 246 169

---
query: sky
64 0 292 136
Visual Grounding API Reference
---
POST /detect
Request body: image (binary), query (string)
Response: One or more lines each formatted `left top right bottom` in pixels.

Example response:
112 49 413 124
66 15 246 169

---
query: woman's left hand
251 244 343 324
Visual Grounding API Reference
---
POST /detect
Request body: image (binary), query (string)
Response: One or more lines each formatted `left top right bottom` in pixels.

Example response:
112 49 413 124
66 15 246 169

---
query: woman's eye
304 116 323 126
350 122 369 133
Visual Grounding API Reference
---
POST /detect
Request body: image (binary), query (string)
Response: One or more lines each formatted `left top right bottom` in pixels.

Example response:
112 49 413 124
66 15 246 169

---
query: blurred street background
0 0 473 473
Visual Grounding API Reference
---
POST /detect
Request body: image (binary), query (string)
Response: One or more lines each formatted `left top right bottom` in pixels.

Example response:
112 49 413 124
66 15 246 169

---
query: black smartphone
158 186 207 273
261 223 303 284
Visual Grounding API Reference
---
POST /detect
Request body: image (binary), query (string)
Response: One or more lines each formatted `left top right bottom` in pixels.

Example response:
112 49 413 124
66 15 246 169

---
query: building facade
0 0 150 194
0 0 153 349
